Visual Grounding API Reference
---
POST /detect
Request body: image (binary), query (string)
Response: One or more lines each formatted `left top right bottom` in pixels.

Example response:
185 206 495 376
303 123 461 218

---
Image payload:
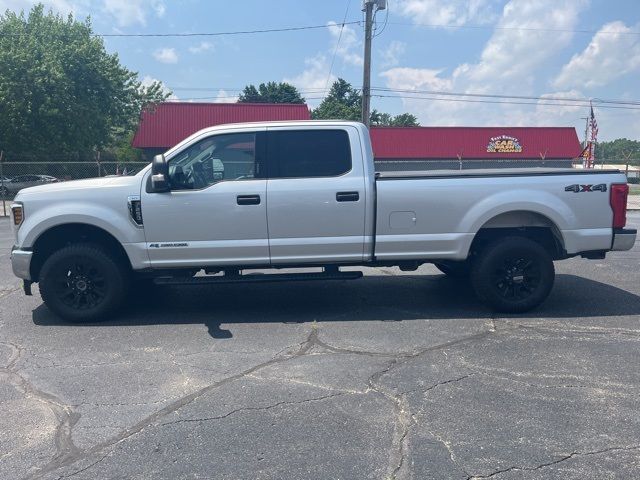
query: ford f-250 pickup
9 121 637 321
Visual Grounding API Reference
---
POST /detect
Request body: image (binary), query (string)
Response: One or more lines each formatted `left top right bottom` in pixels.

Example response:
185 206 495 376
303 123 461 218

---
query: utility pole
361 0 386 127
361 0 375 128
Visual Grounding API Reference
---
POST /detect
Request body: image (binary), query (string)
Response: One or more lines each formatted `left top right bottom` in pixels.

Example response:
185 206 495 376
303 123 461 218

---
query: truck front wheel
470 236 554 313
39 243 129 322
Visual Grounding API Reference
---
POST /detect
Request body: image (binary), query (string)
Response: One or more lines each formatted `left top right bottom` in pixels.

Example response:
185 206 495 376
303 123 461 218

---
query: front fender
19 202 143 249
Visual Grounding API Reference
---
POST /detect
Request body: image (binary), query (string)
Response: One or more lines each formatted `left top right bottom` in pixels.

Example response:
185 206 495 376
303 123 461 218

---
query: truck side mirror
151 154 170 192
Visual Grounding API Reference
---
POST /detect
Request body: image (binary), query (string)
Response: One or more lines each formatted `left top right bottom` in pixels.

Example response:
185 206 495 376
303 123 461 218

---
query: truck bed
373 167 627 262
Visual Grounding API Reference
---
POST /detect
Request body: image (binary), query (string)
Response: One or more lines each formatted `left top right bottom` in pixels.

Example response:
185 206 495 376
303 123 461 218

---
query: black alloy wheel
39 243 129 322
491 257 541 301
470 236 555 313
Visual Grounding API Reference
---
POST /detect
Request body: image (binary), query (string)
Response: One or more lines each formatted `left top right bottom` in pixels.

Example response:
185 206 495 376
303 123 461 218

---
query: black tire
434 260 471 278
39 243 130 322
470 236 554 313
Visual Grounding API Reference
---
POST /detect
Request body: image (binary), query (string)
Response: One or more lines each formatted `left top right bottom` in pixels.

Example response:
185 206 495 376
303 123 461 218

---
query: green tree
595 139 640 165
0 4 169 159
312 79 419 126
388 112 419 127
311 78 362 121
238 82 305 104
370 110 419 127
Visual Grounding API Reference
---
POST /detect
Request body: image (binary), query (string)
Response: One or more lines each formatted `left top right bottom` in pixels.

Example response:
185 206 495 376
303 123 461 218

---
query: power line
0 21 362 38
387 21 640 36
164 85 640 108
168 87 330 93
166 96 325 102
370 87 640 107
325 1 353 93
372 2 389 38
371 94 640 111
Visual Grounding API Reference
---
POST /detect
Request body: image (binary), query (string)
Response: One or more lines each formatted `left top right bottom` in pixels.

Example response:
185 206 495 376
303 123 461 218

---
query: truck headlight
11 202 24 227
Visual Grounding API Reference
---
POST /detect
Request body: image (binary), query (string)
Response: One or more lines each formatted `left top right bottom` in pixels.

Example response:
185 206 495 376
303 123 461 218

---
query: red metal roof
132 104 581 160
132 102 311 148
370 127 582 159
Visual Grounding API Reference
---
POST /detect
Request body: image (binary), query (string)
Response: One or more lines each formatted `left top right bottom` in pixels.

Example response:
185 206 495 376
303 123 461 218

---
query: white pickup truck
9 121 636 321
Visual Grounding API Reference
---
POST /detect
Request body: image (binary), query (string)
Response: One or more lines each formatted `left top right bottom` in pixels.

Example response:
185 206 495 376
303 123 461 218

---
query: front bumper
612 228 637 251
11 246 33 280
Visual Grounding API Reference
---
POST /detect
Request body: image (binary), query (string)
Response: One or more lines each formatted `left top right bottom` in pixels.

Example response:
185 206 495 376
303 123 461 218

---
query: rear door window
267 129 351 178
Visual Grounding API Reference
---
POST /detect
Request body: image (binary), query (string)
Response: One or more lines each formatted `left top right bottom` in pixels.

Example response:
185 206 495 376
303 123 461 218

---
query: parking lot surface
1 214 639 479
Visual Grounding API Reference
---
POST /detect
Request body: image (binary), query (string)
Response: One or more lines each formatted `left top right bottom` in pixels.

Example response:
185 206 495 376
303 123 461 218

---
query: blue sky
3 0 640 140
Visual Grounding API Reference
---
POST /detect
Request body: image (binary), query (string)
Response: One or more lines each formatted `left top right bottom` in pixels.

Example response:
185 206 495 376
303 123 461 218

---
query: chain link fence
2 158 637 217
376 159 574 172
1 161 148 216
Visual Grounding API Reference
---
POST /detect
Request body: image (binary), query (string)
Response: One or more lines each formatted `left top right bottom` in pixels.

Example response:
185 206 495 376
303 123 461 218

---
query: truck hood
16 175 142 197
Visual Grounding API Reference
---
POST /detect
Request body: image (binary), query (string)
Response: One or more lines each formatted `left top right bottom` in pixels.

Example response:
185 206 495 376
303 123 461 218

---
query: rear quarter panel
375 171 625 260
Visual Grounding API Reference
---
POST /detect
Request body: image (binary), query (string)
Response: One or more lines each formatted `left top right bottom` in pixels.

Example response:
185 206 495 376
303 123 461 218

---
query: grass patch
629 184 640 196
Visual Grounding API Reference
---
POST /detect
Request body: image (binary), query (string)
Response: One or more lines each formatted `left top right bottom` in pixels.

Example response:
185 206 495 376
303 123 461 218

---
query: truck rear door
265 127 367 264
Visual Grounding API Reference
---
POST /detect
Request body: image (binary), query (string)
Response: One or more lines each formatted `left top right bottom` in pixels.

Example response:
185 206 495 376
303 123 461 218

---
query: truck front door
141 130 269 268
265 127 367 264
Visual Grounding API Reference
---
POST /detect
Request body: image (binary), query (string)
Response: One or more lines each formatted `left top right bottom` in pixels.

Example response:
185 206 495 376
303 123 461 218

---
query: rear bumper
612 228 637 251
11 246 33 281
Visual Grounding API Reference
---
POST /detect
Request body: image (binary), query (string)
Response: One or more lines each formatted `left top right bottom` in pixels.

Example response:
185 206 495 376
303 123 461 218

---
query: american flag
590 104 599 141
584 103 599 168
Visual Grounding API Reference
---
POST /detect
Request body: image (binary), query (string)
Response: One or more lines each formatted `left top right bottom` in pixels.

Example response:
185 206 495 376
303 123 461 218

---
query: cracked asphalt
1 214 639 480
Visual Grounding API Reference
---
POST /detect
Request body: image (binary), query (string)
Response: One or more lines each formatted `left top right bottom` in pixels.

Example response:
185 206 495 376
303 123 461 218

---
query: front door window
168 133 258 190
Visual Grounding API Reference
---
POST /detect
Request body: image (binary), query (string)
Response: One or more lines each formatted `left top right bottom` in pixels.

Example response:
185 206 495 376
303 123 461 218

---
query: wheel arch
30 223 132 281
469 210 566 260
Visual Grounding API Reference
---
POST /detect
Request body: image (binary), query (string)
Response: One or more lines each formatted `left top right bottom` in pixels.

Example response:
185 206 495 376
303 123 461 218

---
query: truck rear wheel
470 236 554 313
39 243 129 322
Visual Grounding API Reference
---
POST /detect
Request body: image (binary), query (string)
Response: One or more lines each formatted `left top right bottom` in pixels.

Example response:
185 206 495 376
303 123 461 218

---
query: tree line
595 139 640 165
1 4 637 165
238 79 419 127
0 5 168 161
0 5 420 163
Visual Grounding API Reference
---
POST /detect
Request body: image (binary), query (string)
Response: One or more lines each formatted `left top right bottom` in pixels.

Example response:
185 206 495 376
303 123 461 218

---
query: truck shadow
32 273 640 339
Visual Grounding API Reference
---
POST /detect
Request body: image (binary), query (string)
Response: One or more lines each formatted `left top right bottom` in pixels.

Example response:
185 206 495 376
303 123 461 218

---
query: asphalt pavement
1 214 639 480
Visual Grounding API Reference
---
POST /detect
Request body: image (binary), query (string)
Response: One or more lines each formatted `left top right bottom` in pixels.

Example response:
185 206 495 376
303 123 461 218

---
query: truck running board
153 270 363 286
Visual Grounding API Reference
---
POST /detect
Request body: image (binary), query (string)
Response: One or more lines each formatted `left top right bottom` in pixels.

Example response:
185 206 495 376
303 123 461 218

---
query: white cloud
381 0 590 126
1 0 166 26
188 41 214 54
140 75 177 100
284 54 336 106
381 67 452 91
102 0 166 27
554 21 640 90
0 0 89 16
153 47 178 64
327 21 363 67
395 0 499 27
153 1 164 17
285 19 362 106
214 89 237 103
455 0 587 85
380 40 406 68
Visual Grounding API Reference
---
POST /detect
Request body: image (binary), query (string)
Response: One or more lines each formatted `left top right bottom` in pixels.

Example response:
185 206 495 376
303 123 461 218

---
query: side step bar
153 270 363 286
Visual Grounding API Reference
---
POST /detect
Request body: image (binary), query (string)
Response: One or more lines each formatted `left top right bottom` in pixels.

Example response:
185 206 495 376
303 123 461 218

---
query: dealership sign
487 135 523 153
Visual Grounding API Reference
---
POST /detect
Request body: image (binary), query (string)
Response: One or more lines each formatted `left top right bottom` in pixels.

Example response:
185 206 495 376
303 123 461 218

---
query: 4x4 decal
565 183 607 193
